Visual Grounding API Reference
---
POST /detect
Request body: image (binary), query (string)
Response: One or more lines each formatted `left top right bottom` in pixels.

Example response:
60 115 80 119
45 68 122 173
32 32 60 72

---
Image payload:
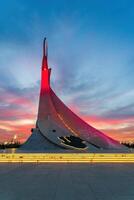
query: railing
0 153 134 163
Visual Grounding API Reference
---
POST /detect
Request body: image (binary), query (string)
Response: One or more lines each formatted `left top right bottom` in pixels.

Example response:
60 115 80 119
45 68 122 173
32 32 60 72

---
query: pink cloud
0 88 134 144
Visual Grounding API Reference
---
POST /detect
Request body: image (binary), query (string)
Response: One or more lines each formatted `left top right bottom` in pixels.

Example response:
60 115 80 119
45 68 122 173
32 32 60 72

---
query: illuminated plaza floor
0 163 134 200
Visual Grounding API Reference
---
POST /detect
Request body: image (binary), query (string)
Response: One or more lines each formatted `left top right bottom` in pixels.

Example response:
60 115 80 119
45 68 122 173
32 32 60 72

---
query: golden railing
0 153 134 163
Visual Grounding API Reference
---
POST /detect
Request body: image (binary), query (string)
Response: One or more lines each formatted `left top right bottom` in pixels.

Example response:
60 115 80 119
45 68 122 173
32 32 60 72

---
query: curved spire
42 37 48 69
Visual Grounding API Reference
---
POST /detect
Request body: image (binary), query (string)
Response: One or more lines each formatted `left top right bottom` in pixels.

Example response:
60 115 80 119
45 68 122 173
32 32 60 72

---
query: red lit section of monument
40 38 51 92
41 68 51 92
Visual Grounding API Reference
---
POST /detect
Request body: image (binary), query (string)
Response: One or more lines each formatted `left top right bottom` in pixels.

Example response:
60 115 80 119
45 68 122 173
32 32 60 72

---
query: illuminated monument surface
21 38 124 152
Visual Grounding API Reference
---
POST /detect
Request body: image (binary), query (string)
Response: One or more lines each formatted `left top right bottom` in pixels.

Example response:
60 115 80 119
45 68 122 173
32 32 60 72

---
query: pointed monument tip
43 37 46 49
43 37 48 57
42 37 48 69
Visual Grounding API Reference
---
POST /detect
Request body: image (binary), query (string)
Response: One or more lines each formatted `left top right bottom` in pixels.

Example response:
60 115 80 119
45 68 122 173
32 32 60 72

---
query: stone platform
0 162 134 200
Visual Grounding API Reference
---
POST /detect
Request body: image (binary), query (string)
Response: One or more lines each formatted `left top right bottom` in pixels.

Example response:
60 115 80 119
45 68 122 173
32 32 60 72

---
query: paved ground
0 163 134 200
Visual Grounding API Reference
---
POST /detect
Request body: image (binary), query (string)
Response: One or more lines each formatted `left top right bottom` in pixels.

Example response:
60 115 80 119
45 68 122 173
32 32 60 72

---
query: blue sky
0 0 134 142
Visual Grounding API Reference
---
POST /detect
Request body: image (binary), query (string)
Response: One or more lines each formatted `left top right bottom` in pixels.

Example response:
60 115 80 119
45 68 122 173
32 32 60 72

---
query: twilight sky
0 0 134 143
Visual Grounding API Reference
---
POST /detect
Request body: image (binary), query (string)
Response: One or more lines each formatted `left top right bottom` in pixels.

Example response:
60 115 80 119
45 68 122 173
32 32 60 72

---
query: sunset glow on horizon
0 95 134 143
